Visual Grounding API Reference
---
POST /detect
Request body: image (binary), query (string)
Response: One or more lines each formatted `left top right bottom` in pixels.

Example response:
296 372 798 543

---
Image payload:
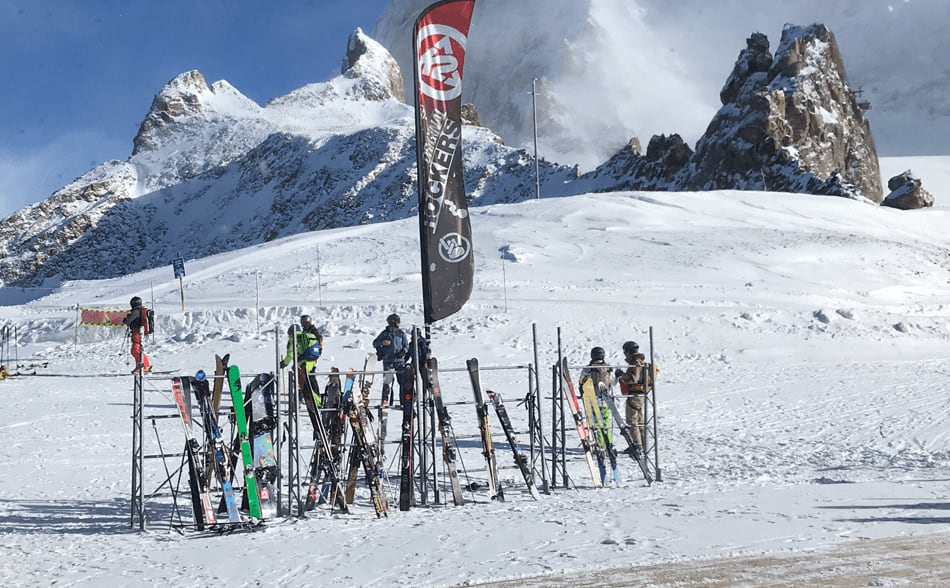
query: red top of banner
414 0 476 110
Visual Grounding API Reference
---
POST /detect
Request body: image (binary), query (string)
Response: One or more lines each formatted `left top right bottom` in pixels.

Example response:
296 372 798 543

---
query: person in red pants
122 296 151 374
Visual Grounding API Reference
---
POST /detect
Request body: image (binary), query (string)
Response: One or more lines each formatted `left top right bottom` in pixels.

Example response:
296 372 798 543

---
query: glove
615 368 624 379
279 359 288 369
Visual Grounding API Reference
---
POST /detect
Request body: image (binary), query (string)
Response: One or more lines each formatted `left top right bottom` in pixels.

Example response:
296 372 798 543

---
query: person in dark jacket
122 296 151 374
372 313 409 456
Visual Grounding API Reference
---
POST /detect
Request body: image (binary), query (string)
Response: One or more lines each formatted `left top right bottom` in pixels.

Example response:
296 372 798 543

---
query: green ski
228 364 262 519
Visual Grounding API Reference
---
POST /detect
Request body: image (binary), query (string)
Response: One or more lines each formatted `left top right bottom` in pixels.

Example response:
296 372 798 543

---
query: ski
398 363 416 511
247 373 279 518
581 377 620 486
601 383 653 484
346 356 378 503
558 357 603 486
227 364 262 520
341 367 390 517
211 353 229 414
171 377 216 529
429 357 464 505
303 369 349 513
466 358 504 502
192 371 242 522
487 389 541 499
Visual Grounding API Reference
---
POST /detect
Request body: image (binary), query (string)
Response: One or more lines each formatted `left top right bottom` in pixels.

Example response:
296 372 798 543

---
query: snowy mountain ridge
0 22 922 298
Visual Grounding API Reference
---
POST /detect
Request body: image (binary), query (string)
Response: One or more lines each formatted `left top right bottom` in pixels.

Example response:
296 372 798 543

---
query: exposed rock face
689 24 882 200
881 170 934 210
341 28 405 102
587 24 883 202
461 104 482 127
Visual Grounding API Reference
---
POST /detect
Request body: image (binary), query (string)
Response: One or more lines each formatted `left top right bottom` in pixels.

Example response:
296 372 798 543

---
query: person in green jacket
279 315 324 406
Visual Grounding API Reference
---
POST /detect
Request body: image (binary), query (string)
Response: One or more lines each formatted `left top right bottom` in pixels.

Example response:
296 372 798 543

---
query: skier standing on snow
615 340 655 452
373 313 409 452
280 314 323 405
122 296 151 374
580 346 616 444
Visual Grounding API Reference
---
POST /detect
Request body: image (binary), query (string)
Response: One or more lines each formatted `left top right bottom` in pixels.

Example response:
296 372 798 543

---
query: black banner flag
413 0 476 324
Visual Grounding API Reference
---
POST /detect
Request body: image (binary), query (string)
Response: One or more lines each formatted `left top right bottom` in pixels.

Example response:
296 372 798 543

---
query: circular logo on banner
438 232 472 263
417 24 469 102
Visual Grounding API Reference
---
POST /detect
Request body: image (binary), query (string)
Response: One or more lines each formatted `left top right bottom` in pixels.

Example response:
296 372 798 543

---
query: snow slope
1 156 950 586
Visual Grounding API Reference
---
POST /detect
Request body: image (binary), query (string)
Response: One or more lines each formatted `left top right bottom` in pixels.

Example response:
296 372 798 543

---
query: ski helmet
386 313 400 327
130 296 142 309
590 346 606 362
622 341 639 355
300 315 313 328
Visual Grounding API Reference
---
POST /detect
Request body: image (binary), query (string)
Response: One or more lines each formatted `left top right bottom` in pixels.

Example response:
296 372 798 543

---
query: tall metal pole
649 326 661 482
274 325 283 516
532 323 548 493
532 77 541 201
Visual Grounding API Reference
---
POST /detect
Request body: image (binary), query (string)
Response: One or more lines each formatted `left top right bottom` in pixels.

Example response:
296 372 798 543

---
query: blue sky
0 0 390 218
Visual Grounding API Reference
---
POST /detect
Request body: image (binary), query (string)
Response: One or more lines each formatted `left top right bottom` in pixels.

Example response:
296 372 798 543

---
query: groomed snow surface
2 157 950 586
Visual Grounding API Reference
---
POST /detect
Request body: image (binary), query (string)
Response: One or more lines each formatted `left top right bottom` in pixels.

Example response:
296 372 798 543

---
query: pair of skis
341 359 390 516
561 358 653 486
580 376 620 485
171 369 246 529
466 358 541 501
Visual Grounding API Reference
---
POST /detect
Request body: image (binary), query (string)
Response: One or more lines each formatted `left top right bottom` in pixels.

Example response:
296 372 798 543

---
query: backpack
300 331 322 361
142 307 154 335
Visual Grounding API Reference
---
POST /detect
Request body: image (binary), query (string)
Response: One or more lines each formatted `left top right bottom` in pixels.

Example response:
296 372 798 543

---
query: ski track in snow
3 176 950 585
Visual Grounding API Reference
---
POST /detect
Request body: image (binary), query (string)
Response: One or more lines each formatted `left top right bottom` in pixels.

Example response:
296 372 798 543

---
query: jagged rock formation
341 27 405 102
881 171 934 210
587 24 883 202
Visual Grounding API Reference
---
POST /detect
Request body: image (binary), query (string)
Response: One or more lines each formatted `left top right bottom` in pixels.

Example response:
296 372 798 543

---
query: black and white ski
601 383 653 484
341 368 390 517
429 357 464 506
487 389 541 500
398 364 416 511
466 358 504 502
172 377 216 529
192 371 242 523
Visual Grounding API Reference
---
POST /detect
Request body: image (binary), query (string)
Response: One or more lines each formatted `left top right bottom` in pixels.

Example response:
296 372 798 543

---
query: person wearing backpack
280 314 323 406
615 341 657 454
122 296 151 374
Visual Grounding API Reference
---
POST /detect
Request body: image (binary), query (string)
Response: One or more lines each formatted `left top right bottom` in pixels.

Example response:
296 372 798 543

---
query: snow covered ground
1 156 950 586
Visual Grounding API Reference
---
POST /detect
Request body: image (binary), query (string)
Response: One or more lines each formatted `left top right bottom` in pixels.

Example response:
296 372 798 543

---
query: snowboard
247 373 279 518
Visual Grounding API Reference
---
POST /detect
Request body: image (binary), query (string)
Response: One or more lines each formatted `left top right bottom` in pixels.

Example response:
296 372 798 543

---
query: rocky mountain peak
132 70 264 157
341 28 405 102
